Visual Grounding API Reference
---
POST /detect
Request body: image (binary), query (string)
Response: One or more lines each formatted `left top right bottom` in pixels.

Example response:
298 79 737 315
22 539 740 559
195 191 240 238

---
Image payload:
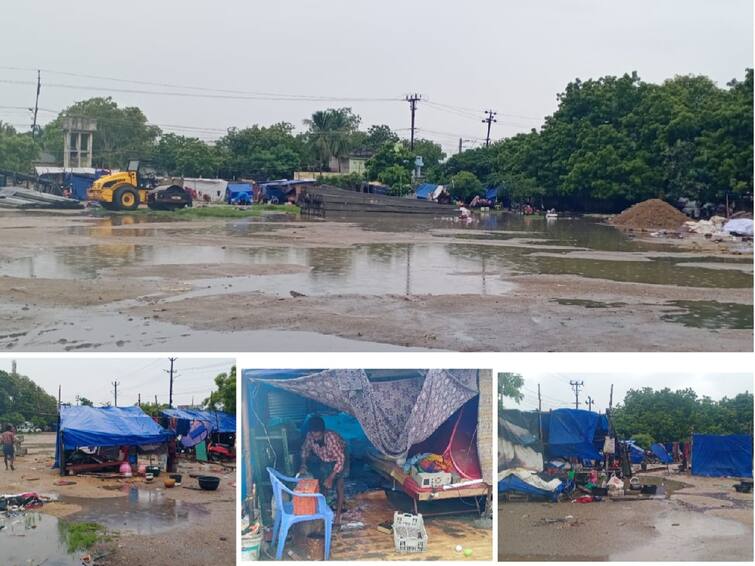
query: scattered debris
0 187 83 210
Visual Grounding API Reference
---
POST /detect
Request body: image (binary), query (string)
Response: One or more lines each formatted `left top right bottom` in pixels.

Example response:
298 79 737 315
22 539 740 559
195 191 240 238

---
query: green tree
204 365 236 414
406 138 446 180
449 170 483 201
139 401 169 418
0 370 58 429
498 372 524 408
365 141 413 182
78 397 94 407
630 433 654 450
378 165 412 195
0 122 39 173
216 123 302 180
154 133 220 177
41 97 160 168
304 108 361 171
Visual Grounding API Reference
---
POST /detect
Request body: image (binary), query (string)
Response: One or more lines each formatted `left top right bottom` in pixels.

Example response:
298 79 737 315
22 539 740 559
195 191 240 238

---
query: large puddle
0 512 81 566
66 486 210 535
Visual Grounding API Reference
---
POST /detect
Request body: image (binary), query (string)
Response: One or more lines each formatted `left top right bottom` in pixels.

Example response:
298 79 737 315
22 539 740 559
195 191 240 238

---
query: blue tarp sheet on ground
622 440 645 464
651 443 673 464
415 183 437 200
545 409 608 461
692 434 753 478
226 183 252 204
498 473 562 502
55 406 174 467
485 186 498 201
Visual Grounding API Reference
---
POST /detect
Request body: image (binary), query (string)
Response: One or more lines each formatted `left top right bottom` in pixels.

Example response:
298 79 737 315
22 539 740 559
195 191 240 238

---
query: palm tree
304 108 360 172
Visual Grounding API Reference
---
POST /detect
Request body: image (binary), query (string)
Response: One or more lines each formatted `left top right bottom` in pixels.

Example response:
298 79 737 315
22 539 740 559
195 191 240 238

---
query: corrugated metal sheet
266 388 308 422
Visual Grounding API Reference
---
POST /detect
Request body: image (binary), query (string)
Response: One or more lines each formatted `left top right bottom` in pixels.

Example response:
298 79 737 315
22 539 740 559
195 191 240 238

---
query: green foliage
442 69 753 211
612 388 754 442
0 123 39 173
405 138 446 181
138 401 169 418
366 142 412 181
449 170 483 201
59 521 105 552
378 165 412 195
630 433 654 450
41 97 159 168
154 133 220 177
78 397 94 407
0 370 58 429
319 172 365 189
304 107 361 171
216 123 302 180
204 365 236 414
498 372 525 406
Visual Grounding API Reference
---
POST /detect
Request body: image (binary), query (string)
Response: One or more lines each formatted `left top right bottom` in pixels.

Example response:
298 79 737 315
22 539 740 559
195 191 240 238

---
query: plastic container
242 532 262 561
393 512 427 553
198 475 220 491
411 468 452 489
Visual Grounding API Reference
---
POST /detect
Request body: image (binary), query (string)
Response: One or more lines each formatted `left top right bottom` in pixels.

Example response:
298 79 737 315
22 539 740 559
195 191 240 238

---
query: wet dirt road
0 210 751 351
499 471 754 561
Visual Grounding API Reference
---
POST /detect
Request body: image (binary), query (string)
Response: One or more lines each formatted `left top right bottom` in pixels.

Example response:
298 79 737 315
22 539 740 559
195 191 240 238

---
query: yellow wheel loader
87 160 192 211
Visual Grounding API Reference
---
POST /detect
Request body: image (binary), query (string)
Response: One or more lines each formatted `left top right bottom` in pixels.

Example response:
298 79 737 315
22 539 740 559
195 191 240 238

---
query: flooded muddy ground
0 209 751 351
0 433 235 566
499 470 753 561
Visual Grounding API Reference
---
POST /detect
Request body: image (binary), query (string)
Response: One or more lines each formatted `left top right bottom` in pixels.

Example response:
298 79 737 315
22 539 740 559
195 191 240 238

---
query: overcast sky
2 358 234 407
501 372 753 413
1 0 751 154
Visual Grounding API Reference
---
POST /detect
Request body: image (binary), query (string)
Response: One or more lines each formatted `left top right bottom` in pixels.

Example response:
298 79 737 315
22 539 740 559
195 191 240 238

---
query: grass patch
92 204 299 218
59 521 106 553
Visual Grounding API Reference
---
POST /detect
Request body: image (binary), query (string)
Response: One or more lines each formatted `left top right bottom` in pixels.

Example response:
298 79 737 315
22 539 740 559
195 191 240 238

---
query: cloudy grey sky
1 358 234 407
501 372 753 413
1 0 752 153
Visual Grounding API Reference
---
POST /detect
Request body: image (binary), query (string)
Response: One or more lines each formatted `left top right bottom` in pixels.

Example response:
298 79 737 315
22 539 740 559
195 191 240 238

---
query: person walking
1 424 16 471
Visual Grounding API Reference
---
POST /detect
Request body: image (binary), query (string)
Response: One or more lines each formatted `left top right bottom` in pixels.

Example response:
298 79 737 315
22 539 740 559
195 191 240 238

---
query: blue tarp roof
651 443 673 464
227 183 251 194
415 183 437 200
55 406 174 466
692 434 753 478
161 408 236 433
485 186 498 201
544 409 609 461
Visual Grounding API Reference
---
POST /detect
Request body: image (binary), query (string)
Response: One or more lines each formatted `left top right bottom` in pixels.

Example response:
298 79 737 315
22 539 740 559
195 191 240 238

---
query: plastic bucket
242 532 262 561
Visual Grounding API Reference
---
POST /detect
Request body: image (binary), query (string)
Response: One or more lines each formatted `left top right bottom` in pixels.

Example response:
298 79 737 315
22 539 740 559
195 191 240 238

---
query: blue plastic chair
266 467 333 560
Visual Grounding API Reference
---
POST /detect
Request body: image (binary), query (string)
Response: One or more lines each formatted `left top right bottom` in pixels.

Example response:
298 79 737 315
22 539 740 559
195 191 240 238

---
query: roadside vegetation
58 521 107 553
1 69 750 212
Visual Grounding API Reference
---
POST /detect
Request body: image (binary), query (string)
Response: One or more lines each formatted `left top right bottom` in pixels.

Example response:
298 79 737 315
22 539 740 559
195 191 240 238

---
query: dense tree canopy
0 122 39 172
215 123 302 180
204 365 236 415
498 372 525 408
612 387 753 442
0 370 58 429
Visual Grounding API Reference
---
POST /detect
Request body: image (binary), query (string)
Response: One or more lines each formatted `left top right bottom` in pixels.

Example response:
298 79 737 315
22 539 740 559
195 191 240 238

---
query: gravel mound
612 199 689 230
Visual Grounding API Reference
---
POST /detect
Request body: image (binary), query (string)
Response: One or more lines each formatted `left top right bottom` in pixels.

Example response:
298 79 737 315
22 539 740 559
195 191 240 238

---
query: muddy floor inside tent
242 370 493 561
1 210 751 352
498 469 754 561
0 432 235 566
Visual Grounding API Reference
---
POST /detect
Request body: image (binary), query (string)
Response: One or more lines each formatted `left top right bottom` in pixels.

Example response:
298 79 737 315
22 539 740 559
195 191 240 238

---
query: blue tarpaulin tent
498 470 563 501
161 408 236 434
485 186 498 201
622 440 645 464
226 183 252 205
651 443 673 464
55 406 174 467
415 183 437 200
544 409 609 461
692 434 753 478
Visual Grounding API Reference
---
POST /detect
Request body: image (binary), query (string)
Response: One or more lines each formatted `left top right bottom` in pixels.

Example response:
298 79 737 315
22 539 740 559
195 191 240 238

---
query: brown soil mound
611 199 689 230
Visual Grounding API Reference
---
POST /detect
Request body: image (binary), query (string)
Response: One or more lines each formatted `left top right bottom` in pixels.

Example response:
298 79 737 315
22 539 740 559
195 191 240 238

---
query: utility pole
569 380 584 409
58 385 61 410
138 393 141 407
608 384 614 412
482 109 497 147
32 70 40 137
587 396 594 412
537 383 543 441
111 380 120 407
154 395 158 407
405 93 421 151
458 137 462 154
166 357 177 408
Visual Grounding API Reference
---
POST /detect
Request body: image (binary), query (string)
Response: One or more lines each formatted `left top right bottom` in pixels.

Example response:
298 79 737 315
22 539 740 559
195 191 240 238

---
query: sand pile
611 199 689 230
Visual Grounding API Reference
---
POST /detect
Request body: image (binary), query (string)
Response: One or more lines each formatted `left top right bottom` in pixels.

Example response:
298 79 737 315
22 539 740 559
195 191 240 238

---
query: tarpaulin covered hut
691 434 753 478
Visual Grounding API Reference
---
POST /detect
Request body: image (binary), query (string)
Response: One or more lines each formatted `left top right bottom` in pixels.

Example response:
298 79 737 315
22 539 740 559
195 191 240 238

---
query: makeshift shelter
499 410 543 471
622 440 645 464
498 468 563 502
243 369 492 519
55 406 174 473
542 409 609 461
225 183 253 205
485 186 498 201
650 442 673 464
183 178 228 203
691 434 753 478
415 183 437 200
161 408 236 436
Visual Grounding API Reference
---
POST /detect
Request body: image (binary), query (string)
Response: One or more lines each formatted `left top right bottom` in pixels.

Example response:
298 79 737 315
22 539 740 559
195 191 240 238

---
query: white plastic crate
411 468 452 488
393 511 428 553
